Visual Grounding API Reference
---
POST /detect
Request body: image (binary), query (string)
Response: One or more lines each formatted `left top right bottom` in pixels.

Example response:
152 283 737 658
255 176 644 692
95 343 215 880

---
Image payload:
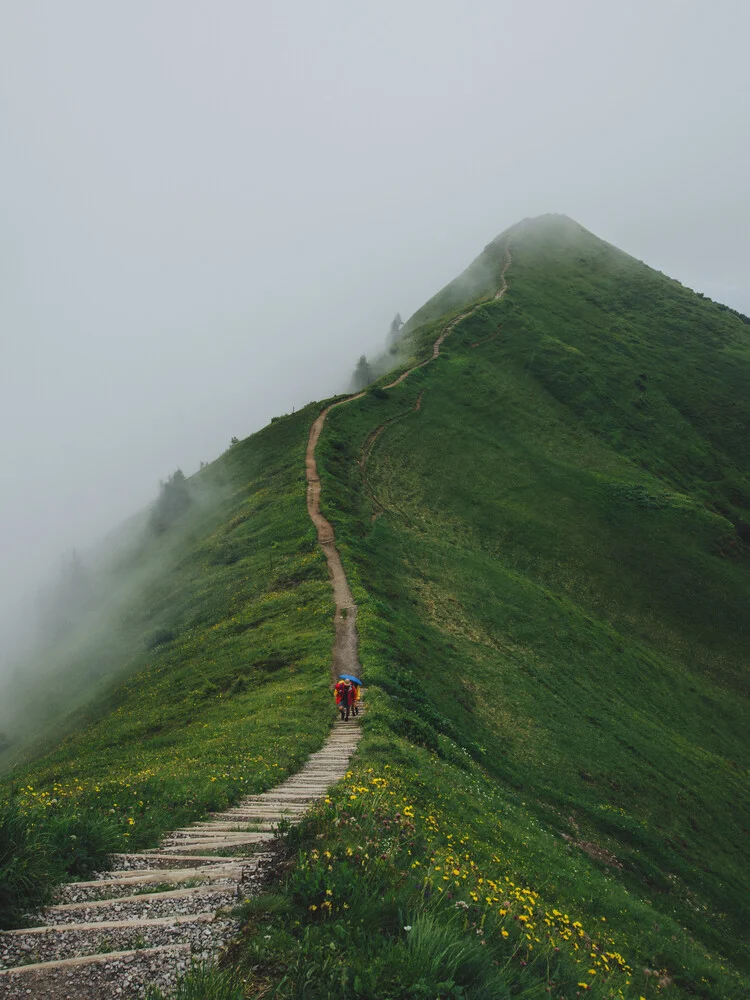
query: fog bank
2 0 748 672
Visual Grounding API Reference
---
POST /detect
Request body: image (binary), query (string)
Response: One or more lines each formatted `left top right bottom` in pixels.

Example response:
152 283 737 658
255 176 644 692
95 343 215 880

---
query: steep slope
297 217 749 998
0 407 338 889
2 216 748 1000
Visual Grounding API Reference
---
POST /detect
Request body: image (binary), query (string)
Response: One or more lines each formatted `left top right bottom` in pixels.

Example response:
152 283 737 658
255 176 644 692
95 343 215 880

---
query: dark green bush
46 808 121 877
146 961 244 1000
0 797 59 928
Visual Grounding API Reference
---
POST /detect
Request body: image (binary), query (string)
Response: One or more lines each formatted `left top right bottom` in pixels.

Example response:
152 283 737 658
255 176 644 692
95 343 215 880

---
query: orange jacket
334 680 348 705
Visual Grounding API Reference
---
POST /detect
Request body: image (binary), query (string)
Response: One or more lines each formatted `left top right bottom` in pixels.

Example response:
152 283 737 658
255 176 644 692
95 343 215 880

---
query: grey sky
1 0 748 662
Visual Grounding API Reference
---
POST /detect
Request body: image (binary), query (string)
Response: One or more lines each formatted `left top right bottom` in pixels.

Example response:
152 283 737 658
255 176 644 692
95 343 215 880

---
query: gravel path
0 714 363 997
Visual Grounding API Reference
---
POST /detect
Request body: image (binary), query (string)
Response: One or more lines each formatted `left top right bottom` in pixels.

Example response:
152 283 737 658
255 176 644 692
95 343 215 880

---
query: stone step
285 770 349 777
268 787 335 795
162 830 269 843
0 712 363 991
306 758 357 763
249 790 320 798
296 750 351 764
216 803 305 812
210 809 304 819
46 883 239 926
238 799 314 808
287 773 348 780
177 822 276 832
158 837 269 853
288 780 347 787
281 774 347 781
242 790 319 798
296 766 351 772
296 766 355 773
299 759 354 763
134 851 274 867
290 760 356 766
0 944 191 1000
99 863 246 882
0 913 233 968
296 760 355 765
236 800 314 809
212 813 302 821
56 864 246 904
312 737 362 743
106 853 239 870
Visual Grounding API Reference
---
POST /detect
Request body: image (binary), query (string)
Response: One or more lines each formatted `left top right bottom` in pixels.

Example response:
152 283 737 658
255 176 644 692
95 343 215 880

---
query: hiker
334 678 351 721
351 681 361 716
346 680 358 718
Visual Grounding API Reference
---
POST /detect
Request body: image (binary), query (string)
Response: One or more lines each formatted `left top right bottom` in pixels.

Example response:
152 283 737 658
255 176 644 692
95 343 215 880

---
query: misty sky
1 0 748 662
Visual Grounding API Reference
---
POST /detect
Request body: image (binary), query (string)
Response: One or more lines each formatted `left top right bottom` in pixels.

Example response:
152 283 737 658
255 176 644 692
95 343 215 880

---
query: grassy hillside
1 405 337 915
264 217 747 999
2 216 748 999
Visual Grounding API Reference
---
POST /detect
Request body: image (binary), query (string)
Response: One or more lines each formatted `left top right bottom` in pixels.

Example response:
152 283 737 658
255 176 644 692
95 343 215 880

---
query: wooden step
56 863 246 903
46 883 239 926
0 913 231 968
0 706 363 994
107 852 240 869
161 831 269 845
0 944 191 1000
158 837 269 853
177 822 276 832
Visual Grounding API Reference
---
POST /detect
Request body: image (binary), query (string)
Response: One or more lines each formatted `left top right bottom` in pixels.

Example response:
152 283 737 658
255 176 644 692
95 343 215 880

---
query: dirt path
359 244 513 518
302 280 486 663
305 392 366 680
471 247 512 347
0 398 381 1000
0 243 514 999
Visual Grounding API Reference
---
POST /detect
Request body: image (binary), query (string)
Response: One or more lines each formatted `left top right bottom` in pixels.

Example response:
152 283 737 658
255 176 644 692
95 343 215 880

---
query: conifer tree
352 354 374 389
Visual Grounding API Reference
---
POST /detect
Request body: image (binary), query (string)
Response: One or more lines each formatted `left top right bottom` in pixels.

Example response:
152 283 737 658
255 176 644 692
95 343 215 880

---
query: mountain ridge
1 216 748 999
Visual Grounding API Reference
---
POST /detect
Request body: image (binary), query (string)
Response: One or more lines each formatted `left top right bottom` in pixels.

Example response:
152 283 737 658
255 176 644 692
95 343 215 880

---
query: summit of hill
1 215 748 999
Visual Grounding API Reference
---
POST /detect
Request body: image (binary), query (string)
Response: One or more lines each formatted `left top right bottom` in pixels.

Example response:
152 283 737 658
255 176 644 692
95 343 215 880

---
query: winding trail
358 243 513 520
470 247 512 347
0 243 512 1000
306 393 366 680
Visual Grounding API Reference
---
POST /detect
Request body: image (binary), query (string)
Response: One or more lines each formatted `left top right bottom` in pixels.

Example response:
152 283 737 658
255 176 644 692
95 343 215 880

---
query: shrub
45 808 122 877
146 961 244 1000
0 797 59 928
146 627 176 649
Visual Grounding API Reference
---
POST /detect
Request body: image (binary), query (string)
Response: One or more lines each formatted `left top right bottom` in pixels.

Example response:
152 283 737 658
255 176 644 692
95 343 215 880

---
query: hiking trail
0 415 370 998
0 243 511 1000
0 718 364 999
360 245 513 518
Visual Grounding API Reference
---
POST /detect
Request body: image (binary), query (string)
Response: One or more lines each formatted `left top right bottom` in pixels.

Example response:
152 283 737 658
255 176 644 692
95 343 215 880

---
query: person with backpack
334 678 351 721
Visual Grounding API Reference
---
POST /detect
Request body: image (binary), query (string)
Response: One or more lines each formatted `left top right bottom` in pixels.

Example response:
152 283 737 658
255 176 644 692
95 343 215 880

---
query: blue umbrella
339 674 363 686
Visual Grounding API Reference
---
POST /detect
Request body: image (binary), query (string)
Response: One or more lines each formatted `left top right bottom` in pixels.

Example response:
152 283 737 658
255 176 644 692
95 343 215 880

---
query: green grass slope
273 217 748 999
3 216 748 1000
1 405 336 917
